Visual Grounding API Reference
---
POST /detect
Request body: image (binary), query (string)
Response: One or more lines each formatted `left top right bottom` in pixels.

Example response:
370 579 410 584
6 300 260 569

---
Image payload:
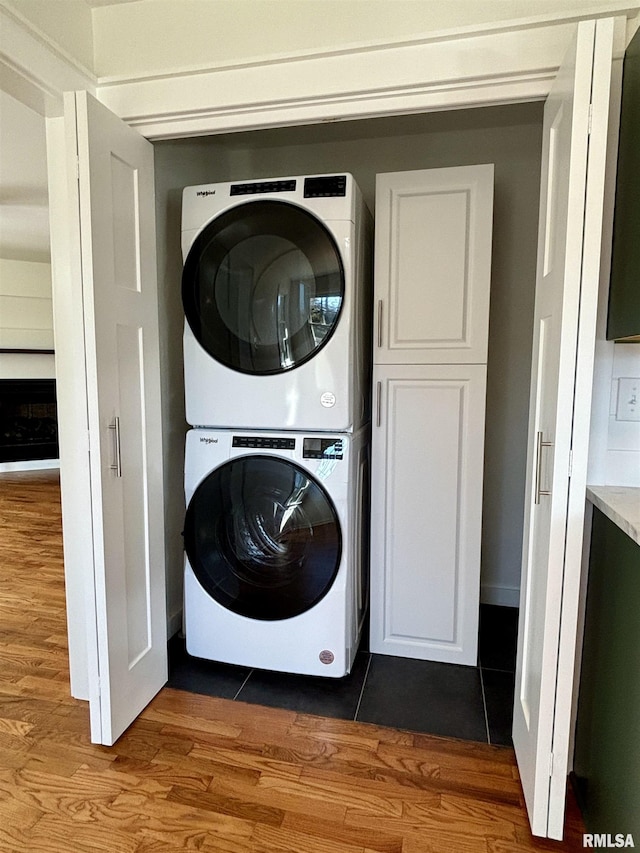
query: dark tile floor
168 603 519 747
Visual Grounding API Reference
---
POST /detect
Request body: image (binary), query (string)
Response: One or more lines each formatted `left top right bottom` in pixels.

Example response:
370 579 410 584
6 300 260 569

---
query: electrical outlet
616 377 640 422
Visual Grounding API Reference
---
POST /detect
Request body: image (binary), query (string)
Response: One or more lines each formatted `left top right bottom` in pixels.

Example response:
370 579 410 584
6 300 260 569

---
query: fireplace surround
0 379 58 463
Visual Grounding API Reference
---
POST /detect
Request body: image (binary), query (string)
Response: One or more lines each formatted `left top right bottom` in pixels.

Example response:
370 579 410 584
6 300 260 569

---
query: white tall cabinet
370 166 494 666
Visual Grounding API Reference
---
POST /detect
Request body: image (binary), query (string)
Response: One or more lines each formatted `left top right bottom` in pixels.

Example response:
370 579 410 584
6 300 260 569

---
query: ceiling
0 90 50 264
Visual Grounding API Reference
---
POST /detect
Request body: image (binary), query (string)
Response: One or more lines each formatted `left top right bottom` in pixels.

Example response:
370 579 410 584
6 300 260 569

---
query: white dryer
183 427 369 677
181 174 372 432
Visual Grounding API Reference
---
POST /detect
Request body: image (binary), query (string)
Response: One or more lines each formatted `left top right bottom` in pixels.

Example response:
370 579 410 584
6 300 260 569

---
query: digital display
303 437 343 459
304 176 347 198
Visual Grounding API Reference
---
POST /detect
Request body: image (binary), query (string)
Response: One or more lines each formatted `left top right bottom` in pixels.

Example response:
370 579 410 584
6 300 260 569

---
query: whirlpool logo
196 190 216 197
199 436 218 445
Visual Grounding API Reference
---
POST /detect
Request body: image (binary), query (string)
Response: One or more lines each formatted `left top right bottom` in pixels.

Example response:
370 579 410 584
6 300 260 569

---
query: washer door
184 455 342 620
182 200 344 375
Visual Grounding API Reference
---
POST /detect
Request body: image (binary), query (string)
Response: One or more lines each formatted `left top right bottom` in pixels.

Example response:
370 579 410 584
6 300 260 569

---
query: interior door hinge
568 450 573 478
588 103 593 136
549 752 554 777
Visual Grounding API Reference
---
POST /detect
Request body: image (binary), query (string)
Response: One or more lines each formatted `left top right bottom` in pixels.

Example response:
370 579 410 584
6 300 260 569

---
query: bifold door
513 17 621 839
63 91 168 745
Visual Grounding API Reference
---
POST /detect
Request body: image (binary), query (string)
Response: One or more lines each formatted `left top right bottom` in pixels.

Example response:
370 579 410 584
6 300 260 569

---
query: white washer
181 173 372 432
183 427 369 677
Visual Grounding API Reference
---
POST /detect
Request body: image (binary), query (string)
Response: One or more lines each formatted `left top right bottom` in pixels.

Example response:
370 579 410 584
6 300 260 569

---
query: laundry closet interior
155 101 544 745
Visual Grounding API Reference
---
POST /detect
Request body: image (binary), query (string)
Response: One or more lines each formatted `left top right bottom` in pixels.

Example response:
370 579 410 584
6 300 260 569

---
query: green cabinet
607 27 640 341
573 508 640 837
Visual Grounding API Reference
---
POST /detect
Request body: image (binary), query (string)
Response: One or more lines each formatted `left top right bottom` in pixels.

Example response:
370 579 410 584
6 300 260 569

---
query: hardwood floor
0 470 586 852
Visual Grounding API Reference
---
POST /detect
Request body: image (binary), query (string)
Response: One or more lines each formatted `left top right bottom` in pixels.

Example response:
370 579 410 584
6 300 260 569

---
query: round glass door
182 200 344 375
184 456 342 620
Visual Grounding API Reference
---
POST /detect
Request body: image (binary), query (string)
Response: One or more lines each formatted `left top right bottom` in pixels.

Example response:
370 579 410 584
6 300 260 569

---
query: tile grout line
478 665 492 745
233 669 254 701
353 653 373 722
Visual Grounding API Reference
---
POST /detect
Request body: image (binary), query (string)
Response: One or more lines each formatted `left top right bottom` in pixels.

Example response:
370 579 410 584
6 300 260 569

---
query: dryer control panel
230 179 296 196
303 437 344 459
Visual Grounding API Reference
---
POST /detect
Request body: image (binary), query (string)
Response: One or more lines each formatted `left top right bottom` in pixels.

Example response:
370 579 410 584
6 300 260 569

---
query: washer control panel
303 437 344 459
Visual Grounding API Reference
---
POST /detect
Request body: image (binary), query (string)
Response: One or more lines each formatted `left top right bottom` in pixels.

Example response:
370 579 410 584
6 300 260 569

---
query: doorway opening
153 102 543 747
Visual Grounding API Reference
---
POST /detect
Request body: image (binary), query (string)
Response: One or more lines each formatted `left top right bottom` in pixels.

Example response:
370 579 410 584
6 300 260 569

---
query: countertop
586 485 640 546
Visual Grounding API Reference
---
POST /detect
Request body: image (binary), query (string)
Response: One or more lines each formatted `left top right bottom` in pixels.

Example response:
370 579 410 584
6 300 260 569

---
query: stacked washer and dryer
181 174 373 677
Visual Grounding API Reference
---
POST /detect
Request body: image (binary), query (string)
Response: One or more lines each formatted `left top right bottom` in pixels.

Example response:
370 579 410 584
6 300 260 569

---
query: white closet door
374 165 493 365
370 363 486 665
513 18 619 839
66 91 167 745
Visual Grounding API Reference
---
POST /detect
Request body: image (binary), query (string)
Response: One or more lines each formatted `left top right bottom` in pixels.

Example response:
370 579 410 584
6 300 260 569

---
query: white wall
154 102 543 621
91 0 631 79
0 258 55 379
590 342 640 485
0 92 50 263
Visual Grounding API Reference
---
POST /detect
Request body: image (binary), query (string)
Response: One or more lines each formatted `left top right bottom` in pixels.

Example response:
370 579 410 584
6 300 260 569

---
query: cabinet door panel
374 166 493 364
370 364 486 664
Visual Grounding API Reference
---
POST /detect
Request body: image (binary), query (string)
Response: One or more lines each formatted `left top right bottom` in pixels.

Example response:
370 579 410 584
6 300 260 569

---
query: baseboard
0 459 60 473
167 608 184 640
480 582 520 608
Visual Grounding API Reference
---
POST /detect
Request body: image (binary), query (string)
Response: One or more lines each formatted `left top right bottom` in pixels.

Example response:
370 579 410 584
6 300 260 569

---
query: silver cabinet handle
377 300 383 348
376 381 382 427
108 416 122 478
534 430 552 504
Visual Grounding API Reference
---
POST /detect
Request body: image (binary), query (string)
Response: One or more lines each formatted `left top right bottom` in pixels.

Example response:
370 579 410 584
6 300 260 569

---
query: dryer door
184 455 342 619
182 200 344 375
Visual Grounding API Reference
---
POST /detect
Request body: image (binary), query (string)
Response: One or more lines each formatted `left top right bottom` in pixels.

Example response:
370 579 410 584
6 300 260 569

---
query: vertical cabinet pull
377 300 383 348
376 381 382 427
108 416 122 478
534 430 552 504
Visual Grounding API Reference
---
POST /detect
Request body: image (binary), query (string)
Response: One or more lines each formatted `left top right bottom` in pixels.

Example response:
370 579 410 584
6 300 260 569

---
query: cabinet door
370 363 486 665
374 166 493 364
607 25 640 341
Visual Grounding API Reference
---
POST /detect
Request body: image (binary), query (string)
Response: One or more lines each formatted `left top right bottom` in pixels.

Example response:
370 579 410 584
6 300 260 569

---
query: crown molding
95 1 639 88
0 2 95 115
97 20 577 139
1 1 636 135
